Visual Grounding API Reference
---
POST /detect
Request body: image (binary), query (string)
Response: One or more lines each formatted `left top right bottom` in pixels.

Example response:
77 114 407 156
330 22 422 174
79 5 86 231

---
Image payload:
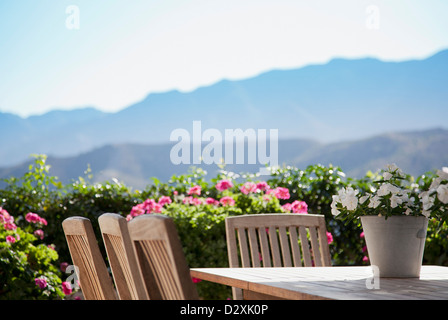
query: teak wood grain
225 214 332 299
127 214 199 300
190 266 448 300
62 216 118 300
98 213 149 300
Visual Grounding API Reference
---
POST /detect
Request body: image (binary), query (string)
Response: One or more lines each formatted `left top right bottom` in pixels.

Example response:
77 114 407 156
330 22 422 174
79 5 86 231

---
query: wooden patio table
190 266 448 300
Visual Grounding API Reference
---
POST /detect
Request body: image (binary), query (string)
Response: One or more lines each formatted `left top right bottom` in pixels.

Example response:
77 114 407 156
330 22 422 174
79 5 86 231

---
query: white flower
438 168 448 180
430 178 442 190
405 208 412 215
390 194 403 208
338 187 359 211
383 172 393 181
421 193 435 211
422 210 431 218
343 197 358 211
368 195 381 209
385 163 404 176
331 201 340 216
377 183 401 196
437 184 448 204
359 195 370 204
386 163 399 172
331 195 341 216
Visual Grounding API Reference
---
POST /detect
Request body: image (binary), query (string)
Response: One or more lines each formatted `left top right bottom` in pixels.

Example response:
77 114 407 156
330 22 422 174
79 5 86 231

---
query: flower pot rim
360 215 429 220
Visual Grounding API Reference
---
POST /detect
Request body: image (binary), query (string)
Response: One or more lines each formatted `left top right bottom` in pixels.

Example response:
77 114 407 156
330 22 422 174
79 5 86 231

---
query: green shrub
1 156 447 300
0 207 64 299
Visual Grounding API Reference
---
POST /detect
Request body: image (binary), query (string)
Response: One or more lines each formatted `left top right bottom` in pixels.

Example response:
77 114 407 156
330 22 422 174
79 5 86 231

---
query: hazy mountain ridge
1 128 446 190
0 49 447 167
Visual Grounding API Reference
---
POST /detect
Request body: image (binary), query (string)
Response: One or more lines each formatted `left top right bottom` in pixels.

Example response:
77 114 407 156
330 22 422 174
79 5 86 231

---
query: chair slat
268 226 282 267
288 226 302 267
309 226 322 267
237 228 251 268
299 226 313 267
278 226 292 267
258 227 272 267
247 227 261 267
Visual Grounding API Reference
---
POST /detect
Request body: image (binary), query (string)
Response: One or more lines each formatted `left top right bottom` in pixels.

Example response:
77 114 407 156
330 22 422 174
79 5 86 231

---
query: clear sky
1 0 447 117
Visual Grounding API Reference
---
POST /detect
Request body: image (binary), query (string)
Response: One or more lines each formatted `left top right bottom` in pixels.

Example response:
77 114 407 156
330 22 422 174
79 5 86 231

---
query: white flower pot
360 215 428 278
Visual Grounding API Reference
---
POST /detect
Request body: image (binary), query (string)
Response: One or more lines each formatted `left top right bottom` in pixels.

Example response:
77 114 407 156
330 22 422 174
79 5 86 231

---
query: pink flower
142 199 157 212
158 196 172 206
39 217 47 226
34 229 44 240
262 195 271 202
25 212 47 225
360 231 365 238
291 200 308 214
130 203 145 217
205 197 219 206
6 235 16 244
35 277 47 289
215 179 233 191
152 203 163 213
256 182 270 192
191 198 203 206
273 187 290 200
62 281 72 295
220 196 235 206
0 207 14 224
282 203 292 212
188 185 202 196
326 231 333 244
60 262 69 272
25 212 40 223
191 277 202 283
362 256 369 262
183 196 194 205
240 182 257 195
4 222 17 231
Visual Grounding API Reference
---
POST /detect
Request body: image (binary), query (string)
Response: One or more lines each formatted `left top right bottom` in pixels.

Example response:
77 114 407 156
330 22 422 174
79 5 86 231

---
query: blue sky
1 0 448 117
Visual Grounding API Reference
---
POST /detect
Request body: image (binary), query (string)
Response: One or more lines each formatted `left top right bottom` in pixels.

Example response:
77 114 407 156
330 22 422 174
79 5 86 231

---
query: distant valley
1 128 447 190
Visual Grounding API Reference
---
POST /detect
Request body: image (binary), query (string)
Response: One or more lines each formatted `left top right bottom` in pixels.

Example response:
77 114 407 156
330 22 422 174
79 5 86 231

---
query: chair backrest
98 213 149 300
127 214 199 300
226 213 332 299
226 214 332 268
62 216 118 300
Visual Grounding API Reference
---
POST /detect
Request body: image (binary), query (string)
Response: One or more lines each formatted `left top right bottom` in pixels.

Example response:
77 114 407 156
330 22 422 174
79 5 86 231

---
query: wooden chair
127 214 199 300
98 213 149 300
225 213 332 300
62 216 118 300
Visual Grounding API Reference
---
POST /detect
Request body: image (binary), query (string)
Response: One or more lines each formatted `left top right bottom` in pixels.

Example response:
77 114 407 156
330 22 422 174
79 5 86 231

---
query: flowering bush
125 172 322 299
331 164 448 224
0 207 65 299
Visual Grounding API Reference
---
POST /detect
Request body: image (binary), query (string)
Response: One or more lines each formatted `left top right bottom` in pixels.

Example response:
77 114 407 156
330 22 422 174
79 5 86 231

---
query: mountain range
1 128 447 190
0 49 447 169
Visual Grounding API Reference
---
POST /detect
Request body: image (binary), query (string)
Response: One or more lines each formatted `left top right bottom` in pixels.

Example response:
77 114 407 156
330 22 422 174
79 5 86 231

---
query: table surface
190 265 448 300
